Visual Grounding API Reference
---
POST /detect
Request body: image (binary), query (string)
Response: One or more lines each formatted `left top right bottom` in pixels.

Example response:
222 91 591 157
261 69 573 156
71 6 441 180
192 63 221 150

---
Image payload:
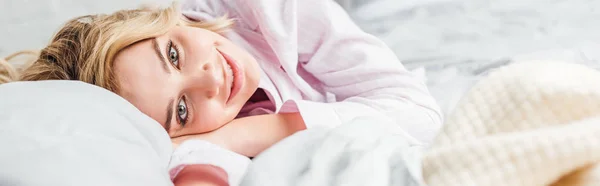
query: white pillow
0 81 173 186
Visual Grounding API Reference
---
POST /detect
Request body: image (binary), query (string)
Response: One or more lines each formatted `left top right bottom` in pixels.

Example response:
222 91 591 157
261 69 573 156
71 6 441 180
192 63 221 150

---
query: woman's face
114 25 260 137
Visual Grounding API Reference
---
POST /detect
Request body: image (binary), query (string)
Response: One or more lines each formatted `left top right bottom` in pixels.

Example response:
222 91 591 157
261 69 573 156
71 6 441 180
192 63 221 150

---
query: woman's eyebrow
152 38 171 74
164 98 174 133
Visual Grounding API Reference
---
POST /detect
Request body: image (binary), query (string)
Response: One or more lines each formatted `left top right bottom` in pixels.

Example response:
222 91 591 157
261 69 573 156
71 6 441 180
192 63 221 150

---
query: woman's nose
189 61 224 99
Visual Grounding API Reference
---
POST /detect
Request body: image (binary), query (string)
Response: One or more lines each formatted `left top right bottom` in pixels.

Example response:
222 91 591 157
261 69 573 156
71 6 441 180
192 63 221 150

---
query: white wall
0 0 171 57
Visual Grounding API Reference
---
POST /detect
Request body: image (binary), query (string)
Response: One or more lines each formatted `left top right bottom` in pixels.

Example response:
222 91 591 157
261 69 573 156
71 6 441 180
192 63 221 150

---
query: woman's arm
173 112 305 157
220 113 305 157
241 0 443 142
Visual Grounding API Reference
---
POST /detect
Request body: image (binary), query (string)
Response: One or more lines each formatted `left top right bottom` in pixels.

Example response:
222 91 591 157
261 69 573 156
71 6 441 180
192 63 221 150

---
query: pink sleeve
169 140 251 186
181 0 443 143
254 0 442 142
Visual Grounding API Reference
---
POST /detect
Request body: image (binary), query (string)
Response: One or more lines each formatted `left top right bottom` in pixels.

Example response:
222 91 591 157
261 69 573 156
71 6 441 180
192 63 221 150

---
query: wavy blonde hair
0 2 232 92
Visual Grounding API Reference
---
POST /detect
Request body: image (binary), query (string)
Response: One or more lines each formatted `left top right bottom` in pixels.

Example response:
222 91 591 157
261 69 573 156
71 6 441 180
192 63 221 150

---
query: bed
2 0 600 185
336 0 600 114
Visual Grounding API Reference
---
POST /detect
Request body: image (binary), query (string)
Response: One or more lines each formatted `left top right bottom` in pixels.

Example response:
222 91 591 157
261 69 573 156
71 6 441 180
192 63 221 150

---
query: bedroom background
2 0 599 114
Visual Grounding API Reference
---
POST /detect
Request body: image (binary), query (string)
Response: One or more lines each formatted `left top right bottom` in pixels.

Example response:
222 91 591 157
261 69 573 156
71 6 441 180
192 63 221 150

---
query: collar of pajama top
180 0 443 143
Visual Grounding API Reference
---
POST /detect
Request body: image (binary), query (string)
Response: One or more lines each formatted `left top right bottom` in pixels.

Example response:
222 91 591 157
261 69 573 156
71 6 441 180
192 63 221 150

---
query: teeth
226 63 234 90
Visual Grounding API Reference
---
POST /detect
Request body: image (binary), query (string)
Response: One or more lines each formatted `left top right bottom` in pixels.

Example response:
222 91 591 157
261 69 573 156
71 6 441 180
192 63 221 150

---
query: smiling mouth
218 49 242 104
225 60 234 93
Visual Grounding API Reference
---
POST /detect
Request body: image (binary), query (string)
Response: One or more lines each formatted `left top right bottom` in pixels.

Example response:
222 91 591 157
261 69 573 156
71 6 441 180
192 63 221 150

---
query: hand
171 112 306 157
171 131 227 150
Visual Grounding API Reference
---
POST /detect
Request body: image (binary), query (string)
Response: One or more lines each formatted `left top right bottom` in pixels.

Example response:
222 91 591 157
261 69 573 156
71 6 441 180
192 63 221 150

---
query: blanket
241 61 600 186
423 61 600 186
241 117 426 186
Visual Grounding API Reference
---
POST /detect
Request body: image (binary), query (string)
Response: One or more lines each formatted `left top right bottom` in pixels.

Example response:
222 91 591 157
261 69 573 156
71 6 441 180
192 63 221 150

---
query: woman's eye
168 42 179 67
177 98 188 126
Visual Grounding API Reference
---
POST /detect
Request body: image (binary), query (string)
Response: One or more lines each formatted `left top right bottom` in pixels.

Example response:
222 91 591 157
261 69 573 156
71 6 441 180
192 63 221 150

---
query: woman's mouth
219 49 243 104
225 62 234 92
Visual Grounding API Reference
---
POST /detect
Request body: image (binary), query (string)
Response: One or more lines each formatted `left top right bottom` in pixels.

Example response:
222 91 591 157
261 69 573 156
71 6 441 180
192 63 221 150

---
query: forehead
113 39 172 127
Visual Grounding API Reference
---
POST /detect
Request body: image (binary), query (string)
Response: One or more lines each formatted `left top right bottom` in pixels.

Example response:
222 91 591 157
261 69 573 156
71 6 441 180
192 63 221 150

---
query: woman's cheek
194 110 226 133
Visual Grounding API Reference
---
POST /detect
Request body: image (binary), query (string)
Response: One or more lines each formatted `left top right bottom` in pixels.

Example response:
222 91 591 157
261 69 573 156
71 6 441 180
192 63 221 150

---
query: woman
0 0 442 185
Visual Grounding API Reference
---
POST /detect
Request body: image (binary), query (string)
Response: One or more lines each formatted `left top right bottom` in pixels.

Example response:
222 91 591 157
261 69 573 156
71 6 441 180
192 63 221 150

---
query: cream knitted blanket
422 61 600 186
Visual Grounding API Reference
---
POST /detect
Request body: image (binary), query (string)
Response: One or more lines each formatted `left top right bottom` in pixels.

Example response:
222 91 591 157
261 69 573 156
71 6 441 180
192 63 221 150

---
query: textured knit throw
422 61 600 186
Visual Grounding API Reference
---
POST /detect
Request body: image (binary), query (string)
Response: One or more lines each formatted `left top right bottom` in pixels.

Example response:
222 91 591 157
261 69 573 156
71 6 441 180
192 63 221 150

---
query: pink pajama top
169 0 443 184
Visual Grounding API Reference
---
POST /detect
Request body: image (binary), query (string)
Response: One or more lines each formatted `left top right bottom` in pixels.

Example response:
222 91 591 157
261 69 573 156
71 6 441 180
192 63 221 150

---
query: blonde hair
0 2 232 92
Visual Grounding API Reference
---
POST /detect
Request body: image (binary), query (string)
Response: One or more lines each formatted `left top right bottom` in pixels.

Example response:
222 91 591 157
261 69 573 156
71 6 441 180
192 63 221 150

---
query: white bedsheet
241 117 425 186
337 0 600 114
342 0 600 65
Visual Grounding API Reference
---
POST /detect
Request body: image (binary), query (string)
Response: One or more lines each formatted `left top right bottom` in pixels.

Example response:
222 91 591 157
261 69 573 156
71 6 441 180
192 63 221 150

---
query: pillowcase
0 81 173 186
